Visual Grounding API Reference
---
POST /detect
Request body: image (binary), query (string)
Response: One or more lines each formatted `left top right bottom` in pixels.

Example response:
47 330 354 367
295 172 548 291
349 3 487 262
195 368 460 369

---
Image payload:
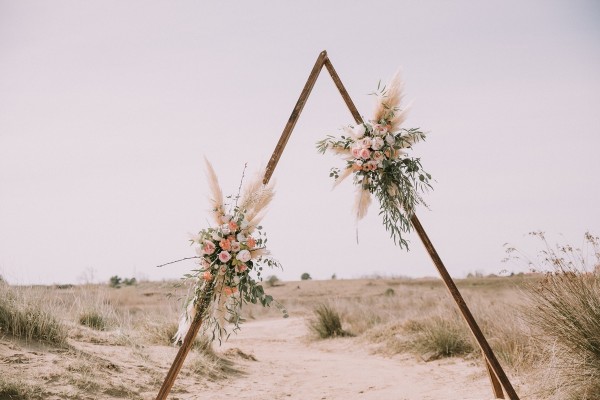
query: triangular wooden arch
156 50 520 400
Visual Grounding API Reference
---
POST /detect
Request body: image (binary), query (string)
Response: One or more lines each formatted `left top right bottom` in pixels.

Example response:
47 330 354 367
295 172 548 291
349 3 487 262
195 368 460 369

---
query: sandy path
176 317 498 400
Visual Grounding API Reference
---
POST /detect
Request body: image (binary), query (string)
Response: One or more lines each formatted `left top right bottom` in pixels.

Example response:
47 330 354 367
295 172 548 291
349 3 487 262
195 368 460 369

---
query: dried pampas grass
354 186 372 220
204 158 225 225
372 71 409 133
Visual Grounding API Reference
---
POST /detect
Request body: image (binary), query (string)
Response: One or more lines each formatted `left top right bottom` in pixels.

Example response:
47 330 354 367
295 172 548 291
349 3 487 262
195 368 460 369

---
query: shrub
519 232 600 399
122 277 136 286
300 273 312 281
308 303 351 338
109 276 122 288
266 275 280 287
412 315 474 358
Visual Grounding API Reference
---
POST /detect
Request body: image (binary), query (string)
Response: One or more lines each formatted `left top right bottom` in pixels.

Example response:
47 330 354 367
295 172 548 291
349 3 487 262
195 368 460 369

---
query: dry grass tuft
0 283 67 345
308 303 352 339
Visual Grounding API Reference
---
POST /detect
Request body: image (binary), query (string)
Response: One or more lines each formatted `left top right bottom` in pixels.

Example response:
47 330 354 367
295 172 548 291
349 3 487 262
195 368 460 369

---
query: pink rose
202 240 216 255
351 146 361 158
231 241 241 252
218 251 231 263
359 137 372 149
359 148 371 159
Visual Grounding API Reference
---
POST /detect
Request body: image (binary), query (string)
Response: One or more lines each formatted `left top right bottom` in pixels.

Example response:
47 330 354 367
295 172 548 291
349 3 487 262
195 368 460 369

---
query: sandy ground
169 317 499 400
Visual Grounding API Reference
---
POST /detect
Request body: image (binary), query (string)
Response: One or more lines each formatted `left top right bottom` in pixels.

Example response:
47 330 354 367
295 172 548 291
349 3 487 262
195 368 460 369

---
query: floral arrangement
174 159 286 344
316 72 432 249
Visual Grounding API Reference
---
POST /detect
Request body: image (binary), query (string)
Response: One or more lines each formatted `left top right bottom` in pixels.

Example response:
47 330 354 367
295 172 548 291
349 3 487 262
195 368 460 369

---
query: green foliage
300 272 312 281
122 277 136 286
308 303 351 339
384 287 395 297
109 276 122 288
109 276 136 288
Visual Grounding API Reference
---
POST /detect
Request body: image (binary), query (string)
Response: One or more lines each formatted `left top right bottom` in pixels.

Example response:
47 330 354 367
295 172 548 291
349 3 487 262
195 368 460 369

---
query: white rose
371 137 384 151
236 232 247 242
222 214 233 222
211 231 221 241
385 134 395 145
221 225 230 235
353 124 366 139
236 249 252 263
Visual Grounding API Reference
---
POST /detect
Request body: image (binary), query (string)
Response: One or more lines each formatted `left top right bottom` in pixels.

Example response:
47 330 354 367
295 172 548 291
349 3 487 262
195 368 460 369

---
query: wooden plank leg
155 301 208 400
410 214 518 399
485 356 506 398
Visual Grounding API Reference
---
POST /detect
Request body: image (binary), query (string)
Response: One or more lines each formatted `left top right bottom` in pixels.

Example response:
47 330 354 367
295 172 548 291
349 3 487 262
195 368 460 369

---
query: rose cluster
348 122 401 174
192 212 261 296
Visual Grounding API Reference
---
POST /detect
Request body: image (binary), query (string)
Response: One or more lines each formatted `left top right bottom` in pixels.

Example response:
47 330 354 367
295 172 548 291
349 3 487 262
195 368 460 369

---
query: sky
1 0 599 285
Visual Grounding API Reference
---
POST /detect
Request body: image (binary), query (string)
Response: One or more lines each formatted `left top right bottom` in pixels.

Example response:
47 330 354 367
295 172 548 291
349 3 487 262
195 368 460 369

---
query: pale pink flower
351 146 361 158
385 134 395 145
219 265 227 275
372 151 384 162
218 251 231 263
371 137 384 151
236 264 248 273
359 137 372 149
359 148 371 159
202 240 216 255
236 249 252 263
231 241 241 252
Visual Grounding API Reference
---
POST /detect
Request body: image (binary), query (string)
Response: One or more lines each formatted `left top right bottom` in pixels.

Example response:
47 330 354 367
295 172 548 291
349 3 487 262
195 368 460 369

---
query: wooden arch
156 51 521 400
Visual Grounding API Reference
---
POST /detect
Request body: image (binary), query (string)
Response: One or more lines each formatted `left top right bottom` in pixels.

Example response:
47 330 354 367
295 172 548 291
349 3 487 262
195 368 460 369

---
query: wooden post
155 294 210 400
264 51 520 400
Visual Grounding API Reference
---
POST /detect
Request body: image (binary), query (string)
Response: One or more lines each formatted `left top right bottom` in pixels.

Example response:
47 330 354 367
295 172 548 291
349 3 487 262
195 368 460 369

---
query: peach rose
223 286 238 296
372 151 384 162
202 271 213 281
228 221 238 231
246 236 256 248
236 264 248 273
219 238 231 251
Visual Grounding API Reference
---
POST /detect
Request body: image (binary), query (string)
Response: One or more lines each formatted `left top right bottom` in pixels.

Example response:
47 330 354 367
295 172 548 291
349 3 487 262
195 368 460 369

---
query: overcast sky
1 1 599 285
